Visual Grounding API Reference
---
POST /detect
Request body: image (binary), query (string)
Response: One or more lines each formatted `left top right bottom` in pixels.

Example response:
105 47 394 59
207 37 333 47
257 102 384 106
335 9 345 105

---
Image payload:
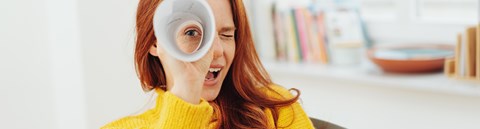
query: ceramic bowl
368 44 455 73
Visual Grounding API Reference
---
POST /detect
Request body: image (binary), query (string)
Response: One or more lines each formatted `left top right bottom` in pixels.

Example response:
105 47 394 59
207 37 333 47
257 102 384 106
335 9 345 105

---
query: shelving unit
263 60 480 129
263 60 480 97
248 1 480 128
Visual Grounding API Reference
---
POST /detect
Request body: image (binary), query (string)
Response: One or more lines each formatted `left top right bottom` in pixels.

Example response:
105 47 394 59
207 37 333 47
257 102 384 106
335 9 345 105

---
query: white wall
1 0 149 128
0 0 55 129
271 73 480 129
76 0 148 128
46 0 87 128
360 0 478 44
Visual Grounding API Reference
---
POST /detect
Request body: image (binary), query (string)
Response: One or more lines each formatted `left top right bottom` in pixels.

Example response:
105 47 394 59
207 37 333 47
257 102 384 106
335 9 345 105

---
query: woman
102 0 314 128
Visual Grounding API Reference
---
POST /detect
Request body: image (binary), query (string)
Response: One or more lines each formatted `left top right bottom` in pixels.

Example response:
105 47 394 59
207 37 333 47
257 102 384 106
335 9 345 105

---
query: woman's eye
221 34 234 40
185 29 199 37
176 27 203 54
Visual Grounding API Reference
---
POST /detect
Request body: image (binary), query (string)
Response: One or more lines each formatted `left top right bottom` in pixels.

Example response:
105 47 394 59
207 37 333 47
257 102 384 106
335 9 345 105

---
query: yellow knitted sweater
102 85 314 129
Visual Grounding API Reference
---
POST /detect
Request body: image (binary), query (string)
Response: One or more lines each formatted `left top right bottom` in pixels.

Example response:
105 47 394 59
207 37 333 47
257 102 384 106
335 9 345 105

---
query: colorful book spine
294 8 311 62
273 8 287 61
315 11 329 64
303 8 321 62
285 9 299 62
291 9 303 62
271 3 331 64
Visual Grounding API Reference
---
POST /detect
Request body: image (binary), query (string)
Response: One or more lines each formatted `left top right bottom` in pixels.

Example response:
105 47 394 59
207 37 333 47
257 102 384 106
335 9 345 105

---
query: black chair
309 117 346 129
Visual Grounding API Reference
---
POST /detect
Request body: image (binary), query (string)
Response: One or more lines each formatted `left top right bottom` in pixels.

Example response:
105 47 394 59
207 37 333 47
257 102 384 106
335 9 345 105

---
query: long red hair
134 0 300 128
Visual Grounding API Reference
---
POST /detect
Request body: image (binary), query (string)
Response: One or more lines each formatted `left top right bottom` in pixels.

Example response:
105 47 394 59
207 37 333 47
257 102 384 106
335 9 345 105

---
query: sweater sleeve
152 91 213 129
268 85 315 129
101 89 213 129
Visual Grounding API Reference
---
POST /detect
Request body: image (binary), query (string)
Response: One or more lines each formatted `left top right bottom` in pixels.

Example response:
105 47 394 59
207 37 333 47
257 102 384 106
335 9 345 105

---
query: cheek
155 42 168 59
224 42 235 63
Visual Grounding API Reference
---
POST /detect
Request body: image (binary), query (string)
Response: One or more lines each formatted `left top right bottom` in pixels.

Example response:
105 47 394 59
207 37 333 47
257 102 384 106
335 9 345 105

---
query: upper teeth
209 68 221 72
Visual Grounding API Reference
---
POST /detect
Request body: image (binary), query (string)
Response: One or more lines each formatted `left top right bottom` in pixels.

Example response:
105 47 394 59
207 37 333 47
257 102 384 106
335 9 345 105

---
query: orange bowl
368 44 455 73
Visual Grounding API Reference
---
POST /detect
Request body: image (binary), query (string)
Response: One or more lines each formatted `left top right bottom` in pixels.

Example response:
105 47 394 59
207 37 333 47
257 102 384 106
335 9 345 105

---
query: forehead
207 0 235 30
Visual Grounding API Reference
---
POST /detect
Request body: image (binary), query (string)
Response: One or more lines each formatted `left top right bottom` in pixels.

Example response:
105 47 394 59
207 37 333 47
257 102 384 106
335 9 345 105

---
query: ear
149 43 159 57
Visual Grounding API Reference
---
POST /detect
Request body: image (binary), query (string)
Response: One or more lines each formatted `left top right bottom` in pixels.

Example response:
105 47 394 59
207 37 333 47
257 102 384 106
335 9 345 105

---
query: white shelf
263 61 480 97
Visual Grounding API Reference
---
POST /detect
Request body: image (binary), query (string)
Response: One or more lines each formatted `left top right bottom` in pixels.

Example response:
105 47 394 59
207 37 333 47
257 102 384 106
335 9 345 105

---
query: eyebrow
219 26 236 32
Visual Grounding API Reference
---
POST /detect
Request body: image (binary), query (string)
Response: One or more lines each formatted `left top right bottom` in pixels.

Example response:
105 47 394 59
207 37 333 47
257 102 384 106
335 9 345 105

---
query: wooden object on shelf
465 26 477 77
455 33 462 77
444 26 480 82
477 23 480 80
444 58 455 77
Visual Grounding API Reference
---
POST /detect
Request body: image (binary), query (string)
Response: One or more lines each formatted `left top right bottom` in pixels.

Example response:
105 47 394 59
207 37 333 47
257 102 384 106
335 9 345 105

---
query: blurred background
0 0 479 129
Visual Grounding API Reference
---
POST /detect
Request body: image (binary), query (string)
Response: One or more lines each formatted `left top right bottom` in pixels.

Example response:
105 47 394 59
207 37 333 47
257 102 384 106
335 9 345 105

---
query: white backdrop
0 0 56 128
0 0 147 128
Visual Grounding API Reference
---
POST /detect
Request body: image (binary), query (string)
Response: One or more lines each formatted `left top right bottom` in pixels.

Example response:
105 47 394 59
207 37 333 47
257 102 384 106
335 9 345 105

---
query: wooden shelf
263 60 480 97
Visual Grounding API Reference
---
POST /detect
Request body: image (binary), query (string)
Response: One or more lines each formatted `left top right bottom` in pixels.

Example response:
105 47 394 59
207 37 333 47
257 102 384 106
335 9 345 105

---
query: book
315 11 329 64
466 26 477 78
455 33 462 77
459 32 467 77
273 5 288 61
291 9 303 62
294 8 311 62
285 9 300 62
445 26 480 81
444 58 455 77
303 7 321 62
477 24 480 80
269 1 364 64
323 8 364 65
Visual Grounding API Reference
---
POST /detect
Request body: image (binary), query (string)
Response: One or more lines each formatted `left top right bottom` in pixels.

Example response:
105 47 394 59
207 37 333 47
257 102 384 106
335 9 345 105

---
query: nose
212 36 224 59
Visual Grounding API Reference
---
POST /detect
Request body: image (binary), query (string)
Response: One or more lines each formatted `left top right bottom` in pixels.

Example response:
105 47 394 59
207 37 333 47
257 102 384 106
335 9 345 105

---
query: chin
201 82 223 101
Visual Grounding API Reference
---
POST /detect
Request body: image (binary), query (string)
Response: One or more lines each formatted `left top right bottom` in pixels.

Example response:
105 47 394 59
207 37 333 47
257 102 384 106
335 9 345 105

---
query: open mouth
205 68 221 81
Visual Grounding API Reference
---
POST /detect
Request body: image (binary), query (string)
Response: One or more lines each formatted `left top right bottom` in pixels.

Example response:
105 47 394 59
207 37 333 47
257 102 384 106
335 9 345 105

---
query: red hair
134 0 300 128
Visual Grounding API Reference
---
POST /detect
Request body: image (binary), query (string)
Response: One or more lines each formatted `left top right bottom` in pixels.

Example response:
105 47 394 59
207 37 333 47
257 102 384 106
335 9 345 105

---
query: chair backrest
309 117 346 129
